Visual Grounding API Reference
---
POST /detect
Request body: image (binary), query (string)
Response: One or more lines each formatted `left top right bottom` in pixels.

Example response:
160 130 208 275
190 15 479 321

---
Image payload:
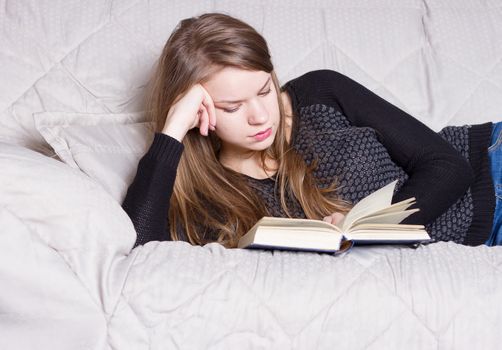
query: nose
247 98 269 125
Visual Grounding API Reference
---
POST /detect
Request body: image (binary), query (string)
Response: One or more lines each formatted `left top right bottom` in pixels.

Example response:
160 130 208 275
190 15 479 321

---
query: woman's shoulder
282 69 357 108
283 69 350 89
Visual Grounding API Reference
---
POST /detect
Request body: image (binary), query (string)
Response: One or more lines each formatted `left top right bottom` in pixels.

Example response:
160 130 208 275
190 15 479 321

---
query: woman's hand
322 212 345 226
161 84 217 142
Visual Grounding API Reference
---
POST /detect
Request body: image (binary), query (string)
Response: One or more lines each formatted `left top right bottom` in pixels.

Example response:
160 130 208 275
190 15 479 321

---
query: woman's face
202 67 280 158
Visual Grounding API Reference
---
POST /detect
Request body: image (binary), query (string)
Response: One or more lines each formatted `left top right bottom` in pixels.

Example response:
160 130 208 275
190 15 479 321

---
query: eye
224 106 240 113
259 88 272 97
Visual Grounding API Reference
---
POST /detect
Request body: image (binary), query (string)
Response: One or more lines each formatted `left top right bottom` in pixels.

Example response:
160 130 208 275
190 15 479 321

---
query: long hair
146 13 349 247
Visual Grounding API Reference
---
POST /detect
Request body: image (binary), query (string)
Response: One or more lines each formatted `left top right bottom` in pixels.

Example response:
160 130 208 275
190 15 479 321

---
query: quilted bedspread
1 143 502 350
2 141 502 349
1 0 502 349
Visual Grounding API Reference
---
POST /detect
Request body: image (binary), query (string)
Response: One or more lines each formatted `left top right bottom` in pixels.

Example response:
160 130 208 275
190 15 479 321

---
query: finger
200 85 217 130
331 212 345 225
322 216 332 223
199 104 209 136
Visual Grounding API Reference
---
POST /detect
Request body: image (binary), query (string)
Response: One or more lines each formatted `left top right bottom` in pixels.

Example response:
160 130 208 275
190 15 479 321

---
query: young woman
122 13 501 248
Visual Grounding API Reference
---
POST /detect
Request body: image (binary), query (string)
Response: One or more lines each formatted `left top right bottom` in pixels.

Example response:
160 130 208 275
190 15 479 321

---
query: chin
252 144 272 152
256 137 276 151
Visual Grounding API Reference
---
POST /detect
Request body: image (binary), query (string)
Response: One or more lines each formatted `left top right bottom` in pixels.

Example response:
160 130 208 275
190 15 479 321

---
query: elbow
407 149 474 200
399 150 474 226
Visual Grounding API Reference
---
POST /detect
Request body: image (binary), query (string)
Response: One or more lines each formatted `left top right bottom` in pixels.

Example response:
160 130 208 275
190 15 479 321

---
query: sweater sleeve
286 69 474 225
122 132 184 247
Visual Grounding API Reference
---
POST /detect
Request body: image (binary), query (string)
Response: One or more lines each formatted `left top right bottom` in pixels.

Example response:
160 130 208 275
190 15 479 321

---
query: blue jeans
485 122 502 246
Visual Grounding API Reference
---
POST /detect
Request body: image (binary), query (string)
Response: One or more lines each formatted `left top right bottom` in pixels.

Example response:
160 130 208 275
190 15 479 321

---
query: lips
253 128 271 137
252 127 273 142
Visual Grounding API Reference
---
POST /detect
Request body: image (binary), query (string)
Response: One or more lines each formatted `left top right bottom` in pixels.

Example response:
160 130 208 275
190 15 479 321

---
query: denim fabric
485 122 502 246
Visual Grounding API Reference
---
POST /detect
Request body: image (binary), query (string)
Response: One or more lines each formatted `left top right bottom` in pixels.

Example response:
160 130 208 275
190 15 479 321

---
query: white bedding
1 1 502 349
2 143 502 350
2 142 502 349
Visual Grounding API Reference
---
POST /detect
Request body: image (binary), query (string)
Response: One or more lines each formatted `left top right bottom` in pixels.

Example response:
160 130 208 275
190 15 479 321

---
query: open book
237 180 432 253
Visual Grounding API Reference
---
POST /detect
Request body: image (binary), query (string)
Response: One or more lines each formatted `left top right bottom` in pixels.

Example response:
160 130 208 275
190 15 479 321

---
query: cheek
214 116 242 139
267 95 280 120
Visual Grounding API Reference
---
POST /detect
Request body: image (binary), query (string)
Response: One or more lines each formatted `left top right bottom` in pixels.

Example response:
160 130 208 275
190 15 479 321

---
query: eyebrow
213 77 271 104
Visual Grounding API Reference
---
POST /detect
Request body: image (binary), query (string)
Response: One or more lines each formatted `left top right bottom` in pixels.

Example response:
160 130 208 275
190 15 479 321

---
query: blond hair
146 13 349 247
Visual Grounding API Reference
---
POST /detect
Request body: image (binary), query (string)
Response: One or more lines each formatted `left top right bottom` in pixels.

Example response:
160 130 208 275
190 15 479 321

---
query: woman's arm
122 133 184 247
293 69 474 225
123 83 216 247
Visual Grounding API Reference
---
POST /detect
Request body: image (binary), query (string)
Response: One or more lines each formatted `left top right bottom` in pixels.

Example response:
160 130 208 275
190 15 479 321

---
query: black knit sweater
122 70 494 247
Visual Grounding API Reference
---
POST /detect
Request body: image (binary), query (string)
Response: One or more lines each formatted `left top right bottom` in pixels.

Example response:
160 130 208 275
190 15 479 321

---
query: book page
346 223 425 230
339 180 398 232
344 223 430 242
350 208 419 227
238 220 344 251
345 229 431 242
256 217 340 231
366 197 416 217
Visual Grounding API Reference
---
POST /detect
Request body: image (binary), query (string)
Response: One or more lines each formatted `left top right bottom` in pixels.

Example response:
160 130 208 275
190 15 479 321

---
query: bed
1 1 502 349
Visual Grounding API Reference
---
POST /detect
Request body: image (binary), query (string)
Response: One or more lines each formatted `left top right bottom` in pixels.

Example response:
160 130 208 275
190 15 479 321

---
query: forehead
203 67 271 101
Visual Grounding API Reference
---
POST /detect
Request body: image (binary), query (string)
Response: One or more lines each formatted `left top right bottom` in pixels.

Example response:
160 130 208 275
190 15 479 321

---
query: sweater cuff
145 132 185 165
464 122 495 246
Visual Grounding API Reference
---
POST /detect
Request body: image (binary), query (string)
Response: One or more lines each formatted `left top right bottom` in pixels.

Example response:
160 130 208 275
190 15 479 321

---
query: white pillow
0 142 136 349
35 112 155 202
